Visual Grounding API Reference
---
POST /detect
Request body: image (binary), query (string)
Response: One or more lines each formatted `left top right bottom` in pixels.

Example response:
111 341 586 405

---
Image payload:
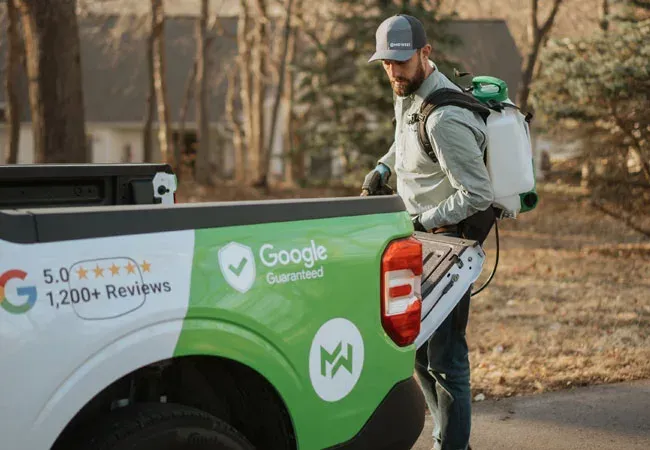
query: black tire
66 403 255 450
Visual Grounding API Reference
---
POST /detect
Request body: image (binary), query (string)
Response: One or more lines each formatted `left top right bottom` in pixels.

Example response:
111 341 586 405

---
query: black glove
361 164 392 196
412 215 427 232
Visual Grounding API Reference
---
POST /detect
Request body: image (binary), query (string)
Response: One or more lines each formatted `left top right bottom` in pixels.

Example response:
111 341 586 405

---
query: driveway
412 380 650 450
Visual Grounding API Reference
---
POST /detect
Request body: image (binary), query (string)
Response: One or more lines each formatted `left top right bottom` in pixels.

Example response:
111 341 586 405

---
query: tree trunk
5 0 22 164
265 0 295 184
226 68 245 182
16 0 87 163
143 16 155 163
151 0 173 165
517 0 563 113
176 60 197 179
250 0 268 186
237 0 253 184
194 0 213 185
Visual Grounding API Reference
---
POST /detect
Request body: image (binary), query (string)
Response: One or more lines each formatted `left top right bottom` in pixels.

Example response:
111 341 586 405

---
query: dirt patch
176 178 650 400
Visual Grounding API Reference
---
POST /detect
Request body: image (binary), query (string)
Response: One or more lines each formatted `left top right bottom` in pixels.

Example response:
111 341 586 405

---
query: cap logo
389 42 411 48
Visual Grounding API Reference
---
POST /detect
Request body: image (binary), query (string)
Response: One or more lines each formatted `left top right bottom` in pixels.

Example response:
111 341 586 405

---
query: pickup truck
0 163 484 450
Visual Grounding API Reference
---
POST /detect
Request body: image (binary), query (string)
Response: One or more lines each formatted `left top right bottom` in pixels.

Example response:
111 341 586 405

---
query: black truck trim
0 195 407 244
324 376 426 450
0 163 174 209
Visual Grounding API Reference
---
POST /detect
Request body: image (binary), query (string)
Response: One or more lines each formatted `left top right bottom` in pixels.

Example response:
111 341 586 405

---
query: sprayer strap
417 88 492 163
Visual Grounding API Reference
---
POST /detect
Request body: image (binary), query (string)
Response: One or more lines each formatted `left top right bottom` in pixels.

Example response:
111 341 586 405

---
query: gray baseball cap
368 14 428 63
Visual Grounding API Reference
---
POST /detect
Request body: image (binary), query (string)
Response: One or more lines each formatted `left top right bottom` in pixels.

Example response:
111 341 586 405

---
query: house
0 14 241 172
0 14 524 180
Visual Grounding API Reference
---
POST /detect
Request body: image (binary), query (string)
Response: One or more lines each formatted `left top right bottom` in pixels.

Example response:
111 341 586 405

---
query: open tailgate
414 231 486 349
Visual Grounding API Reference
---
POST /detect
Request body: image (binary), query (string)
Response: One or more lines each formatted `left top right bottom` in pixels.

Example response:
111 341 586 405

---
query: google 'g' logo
0 270 38 314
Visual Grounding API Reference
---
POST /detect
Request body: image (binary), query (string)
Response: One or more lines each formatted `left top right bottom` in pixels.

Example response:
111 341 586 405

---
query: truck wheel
67 403 255 450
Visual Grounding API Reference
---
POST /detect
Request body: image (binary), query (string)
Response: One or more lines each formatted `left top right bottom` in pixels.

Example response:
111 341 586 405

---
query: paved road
412 380 650 450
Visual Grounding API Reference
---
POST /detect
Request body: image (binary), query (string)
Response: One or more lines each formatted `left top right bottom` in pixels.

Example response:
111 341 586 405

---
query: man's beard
390 63 426 97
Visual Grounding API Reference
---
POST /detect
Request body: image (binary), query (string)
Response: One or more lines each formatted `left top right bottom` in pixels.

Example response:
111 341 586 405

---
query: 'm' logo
309 318 364 402
321 342 354 378
0 270 37 315
218 242 256 293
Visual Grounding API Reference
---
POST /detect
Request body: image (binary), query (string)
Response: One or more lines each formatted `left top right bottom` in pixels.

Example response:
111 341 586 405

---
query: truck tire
66 403 255 450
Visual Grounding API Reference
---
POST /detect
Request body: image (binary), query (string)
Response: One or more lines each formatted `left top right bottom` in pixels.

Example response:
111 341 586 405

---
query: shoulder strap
417 88 491 163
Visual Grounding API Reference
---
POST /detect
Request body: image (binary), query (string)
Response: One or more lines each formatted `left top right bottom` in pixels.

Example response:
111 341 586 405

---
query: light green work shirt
378 61 494 230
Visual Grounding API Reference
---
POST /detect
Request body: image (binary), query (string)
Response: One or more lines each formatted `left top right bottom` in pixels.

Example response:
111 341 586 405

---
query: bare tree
150 0 173 164
194 0 212 184
236 0 254 184
517 0 563 112
143 12 156 163
15 0 87 163
250 0 269 186
4 0 23 164
264 0 295 182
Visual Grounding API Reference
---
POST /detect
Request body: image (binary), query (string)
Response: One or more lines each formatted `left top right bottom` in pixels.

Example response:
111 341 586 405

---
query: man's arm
419 109 494 230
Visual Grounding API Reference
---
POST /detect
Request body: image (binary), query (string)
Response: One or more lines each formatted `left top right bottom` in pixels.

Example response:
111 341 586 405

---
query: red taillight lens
381 237 423 347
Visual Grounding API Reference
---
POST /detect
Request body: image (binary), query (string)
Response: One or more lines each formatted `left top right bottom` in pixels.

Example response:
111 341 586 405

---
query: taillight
381 236 423 347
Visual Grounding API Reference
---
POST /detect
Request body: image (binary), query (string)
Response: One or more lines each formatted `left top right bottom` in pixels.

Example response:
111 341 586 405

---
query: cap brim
368 49 416 63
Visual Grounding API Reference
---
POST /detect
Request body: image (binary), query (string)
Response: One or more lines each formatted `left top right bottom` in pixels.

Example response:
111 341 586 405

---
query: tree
4 0 23 164
15 0 87 163
532 17 650 206
194 0 212 184
143 11 156 163
518 0 564 113
150 0 173 165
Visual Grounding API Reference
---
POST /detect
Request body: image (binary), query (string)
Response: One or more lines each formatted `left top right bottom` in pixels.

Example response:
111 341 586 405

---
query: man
364 14 495 450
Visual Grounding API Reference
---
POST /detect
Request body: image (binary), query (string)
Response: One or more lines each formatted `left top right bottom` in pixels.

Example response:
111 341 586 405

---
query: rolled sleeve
419 109 494 230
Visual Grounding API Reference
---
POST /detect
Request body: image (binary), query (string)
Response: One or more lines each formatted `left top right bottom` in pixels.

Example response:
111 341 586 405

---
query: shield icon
218 242 256 293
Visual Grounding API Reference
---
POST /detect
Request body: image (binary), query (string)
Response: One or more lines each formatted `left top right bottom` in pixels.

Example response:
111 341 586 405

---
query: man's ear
420 44 432 61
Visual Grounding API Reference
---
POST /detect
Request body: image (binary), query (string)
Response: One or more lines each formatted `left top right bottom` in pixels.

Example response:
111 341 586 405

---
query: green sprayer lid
472 76 509 103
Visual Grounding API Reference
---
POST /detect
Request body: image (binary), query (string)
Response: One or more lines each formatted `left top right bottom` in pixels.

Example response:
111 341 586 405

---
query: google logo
0 270 38 314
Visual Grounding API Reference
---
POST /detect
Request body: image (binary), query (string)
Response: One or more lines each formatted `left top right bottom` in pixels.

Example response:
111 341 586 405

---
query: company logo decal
218 242 256 294
219 240 328 292
0 270 37 315
309 318 364 402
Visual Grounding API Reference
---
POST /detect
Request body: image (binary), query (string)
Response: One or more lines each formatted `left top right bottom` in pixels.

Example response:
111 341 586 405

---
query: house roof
0 15 522 125
0 14 240 125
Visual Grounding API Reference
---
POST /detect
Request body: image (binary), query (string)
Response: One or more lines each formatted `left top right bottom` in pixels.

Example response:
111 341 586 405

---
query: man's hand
412 215 427 232
361 164 392 196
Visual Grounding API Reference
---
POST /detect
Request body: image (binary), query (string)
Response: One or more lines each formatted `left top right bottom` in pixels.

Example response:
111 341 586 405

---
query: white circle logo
309 318 364 402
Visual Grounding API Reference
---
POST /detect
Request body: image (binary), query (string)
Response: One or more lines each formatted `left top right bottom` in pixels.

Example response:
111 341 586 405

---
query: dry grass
469 183 650 399
176 177 650 400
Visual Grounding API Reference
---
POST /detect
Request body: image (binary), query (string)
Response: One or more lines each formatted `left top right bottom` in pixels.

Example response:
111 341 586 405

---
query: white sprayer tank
471 77 536 216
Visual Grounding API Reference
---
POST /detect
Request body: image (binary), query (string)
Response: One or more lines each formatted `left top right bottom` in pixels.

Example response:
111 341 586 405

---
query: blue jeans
415 271 472 450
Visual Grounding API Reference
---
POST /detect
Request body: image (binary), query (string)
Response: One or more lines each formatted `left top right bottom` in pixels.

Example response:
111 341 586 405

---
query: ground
175 174 650 401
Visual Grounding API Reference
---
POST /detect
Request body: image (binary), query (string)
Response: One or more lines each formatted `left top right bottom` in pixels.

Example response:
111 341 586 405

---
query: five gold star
141 261 151 273
93 265 104 278
76 266 88 280
109 263 120 276
125 262 136 274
